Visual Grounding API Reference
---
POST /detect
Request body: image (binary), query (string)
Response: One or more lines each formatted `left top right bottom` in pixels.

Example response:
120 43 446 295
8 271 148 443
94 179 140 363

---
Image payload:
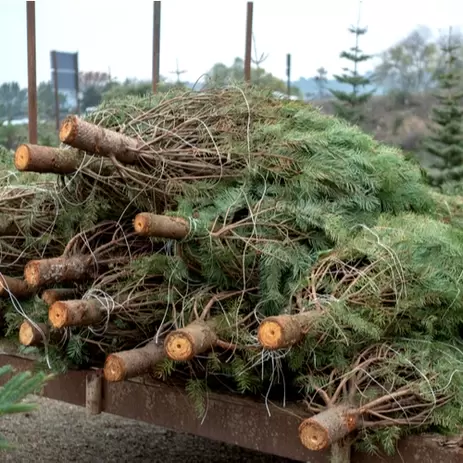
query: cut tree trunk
14 144 84 174
134 213 190 239
59 115 140 165
24 255 93 287
41 288 78 306
19 321 49 347
48 299 104 329
257 311 321 350
164 320 218 361
104 343 165 382
298 406 358 451
0 276 35 299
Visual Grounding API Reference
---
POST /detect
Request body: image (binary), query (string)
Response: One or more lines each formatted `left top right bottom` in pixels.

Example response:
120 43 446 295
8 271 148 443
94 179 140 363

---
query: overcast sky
0 0 461 87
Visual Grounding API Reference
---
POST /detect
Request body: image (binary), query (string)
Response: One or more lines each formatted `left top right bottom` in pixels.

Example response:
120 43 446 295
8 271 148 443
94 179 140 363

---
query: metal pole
286 53 291 97
52 51 60 131
152 1 161 93
26 1 37 144
244 2 253 83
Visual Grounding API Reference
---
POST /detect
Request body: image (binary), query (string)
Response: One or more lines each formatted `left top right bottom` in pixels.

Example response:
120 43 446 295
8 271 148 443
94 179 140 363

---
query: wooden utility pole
51 51 60 131
74 52 80 115
286 54 291 97
244 2 253 83
26 1 37 143
152 1 161 93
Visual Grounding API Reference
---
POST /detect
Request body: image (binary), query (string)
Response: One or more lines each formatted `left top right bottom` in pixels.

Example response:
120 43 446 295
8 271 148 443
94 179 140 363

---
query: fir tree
425 29 463 187
330 4 374 125
314 67 328 99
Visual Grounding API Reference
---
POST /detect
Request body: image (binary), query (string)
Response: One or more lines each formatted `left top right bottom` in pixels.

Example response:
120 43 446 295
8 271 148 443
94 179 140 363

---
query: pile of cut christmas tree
1 87 463 461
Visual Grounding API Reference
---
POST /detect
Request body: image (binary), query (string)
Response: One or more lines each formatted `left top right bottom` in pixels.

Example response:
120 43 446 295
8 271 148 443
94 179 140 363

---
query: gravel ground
0 396 297 463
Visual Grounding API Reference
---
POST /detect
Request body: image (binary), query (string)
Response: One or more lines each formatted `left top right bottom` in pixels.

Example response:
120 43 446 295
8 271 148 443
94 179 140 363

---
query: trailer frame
0 352 461 462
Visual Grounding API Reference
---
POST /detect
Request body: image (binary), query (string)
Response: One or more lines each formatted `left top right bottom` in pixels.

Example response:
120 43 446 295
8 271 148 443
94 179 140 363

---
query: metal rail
0 354 461 462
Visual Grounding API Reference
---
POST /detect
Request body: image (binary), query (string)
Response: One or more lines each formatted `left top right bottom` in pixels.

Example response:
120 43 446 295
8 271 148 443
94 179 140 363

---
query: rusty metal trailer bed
0 352 461 463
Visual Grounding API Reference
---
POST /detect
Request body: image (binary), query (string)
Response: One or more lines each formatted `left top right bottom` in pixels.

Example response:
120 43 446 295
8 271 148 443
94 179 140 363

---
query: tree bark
19 321 49 347
48 299 104 329
14 144 84 174
24 255 93 287
104 342 165 382
164 320 218 361
0 276 35 299
41 288 78 306
257 312 321 349
59 115 140 164
134 213 190 239
298 406 358 451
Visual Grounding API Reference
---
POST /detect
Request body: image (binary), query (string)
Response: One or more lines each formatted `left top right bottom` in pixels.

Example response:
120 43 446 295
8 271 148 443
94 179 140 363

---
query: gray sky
0 0 461 87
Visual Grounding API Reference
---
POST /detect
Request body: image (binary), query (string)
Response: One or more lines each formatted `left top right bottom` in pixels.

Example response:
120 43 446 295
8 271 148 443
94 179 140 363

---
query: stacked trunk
2 87 463 462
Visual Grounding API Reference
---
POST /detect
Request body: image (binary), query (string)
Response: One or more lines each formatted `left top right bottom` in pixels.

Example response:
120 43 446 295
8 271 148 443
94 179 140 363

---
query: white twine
0 272 52 370
82 288 119 336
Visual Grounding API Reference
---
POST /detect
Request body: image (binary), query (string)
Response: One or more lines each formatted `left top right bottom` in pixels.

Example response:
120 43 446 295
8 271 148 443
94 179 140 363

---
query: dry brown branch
0 185 65 277
56 89 299 212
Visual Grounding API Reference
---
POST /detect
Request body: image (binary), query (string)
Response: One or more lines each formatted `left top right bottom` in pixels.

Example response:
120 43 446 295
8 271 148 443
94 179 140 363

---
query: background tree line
0 25 460 124
0 24 462 188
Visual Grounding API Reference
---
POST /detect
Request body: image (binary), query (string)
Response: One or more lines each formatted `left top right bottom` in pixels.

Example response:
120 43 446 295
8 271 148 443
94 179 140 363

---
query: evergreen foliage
301 340 463 455
425 31 463 186
330 25 374 124
314 67 328 98
0 364 50 449
1 86 463 460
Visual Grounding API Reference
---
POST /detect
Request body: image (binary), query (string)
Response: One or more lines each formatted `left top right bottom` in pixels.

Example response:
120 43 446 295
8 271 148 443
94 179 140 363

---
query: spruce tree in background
314 67 328 99
425 29 463 188
330 2 374 125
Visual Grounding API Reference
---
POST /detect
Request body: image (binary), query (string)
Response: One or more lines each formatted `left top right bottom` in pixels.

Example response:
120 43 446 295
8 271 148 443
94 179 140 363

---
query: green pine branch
340 51 373 63
0 364 51 450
